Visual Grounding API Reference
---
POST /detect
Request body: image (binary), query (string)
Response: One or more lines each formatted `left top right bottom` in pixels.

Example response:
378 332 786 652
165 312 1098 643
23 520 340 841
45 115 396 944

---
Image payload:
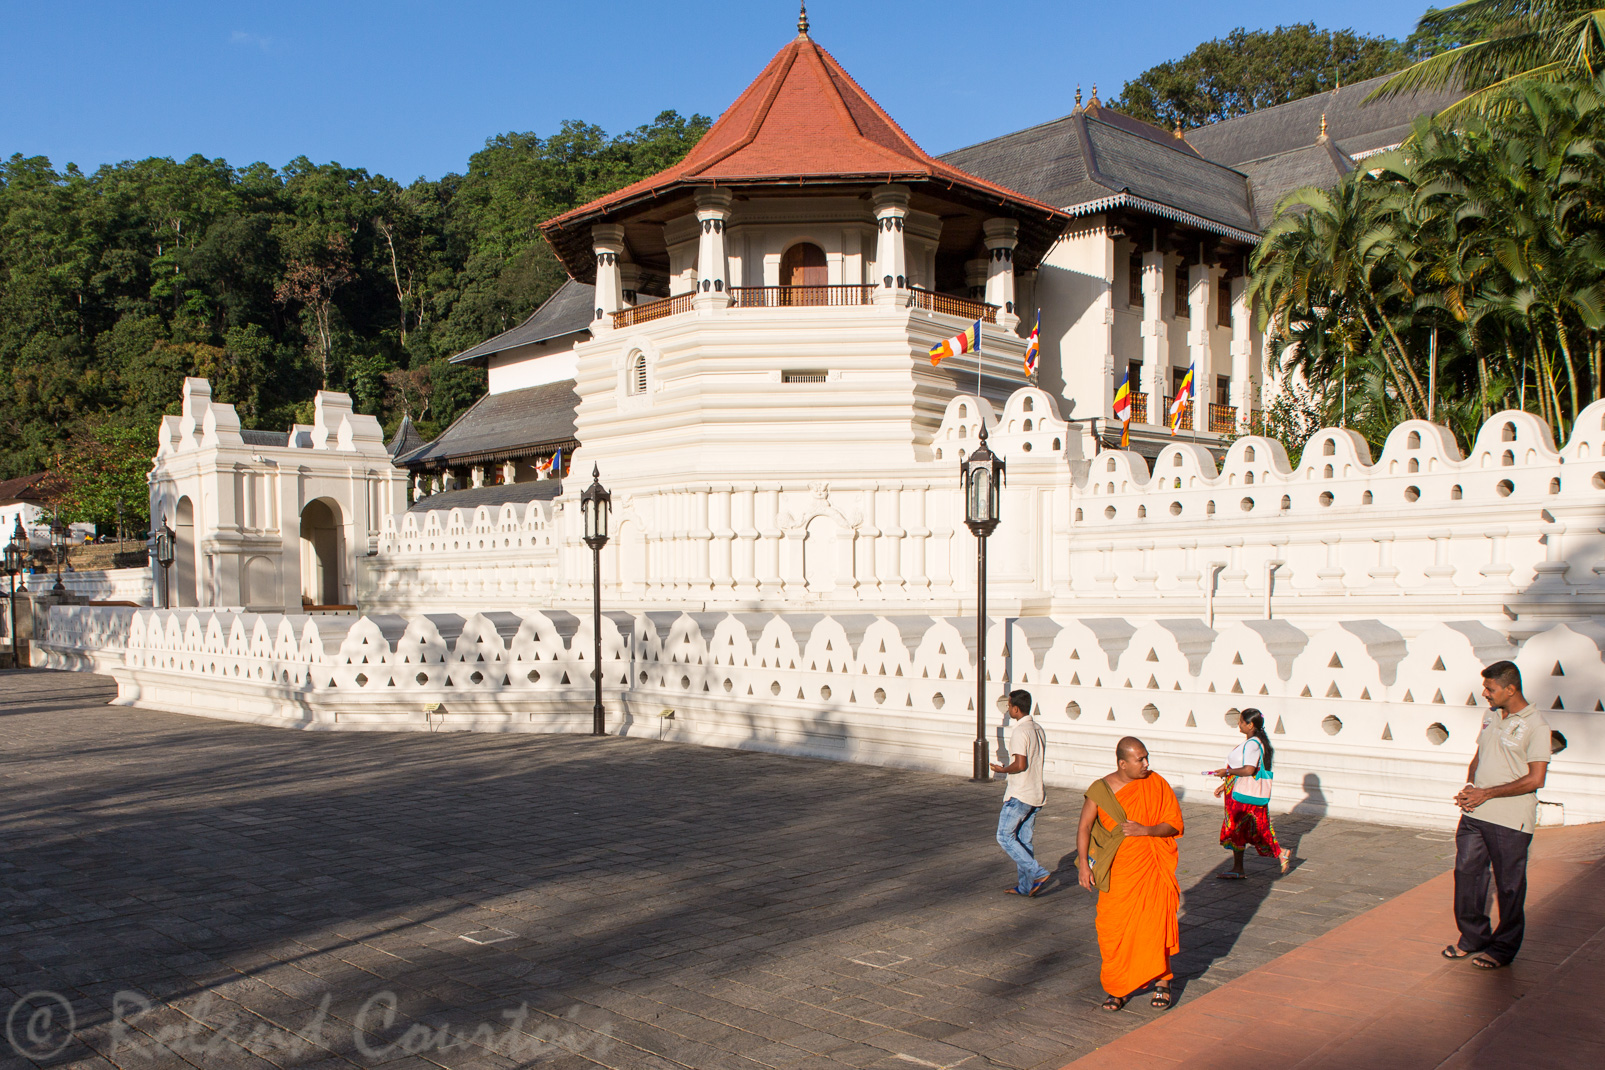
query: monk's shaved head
1116 736 1146 761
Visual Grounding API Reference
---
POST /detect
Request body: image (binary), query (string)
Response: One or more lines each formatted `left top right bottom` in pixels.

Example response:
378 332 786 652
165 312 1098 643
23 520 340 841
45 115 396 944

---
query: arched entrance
299 499 344 607
174 497 198 607
780 242 827 304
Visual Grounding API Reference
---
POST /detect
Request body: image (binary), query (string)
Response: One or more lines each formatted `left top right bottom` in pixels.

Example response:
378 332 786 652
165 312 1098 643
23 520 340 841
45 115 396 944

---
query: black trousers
1453 814 1532 964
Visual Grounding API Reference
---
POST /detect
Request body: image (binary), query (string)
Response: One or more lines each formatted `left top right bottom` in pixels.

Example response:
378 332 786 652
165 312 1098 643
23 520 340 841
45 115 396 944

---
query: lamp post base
972 739 991 782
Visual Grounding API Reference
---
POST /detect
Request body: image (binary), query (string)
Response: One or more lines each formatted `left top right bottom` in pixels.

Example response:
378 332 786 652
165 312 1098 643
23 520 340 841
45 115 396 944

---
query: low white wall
54 567 152 604
35 604 1599 831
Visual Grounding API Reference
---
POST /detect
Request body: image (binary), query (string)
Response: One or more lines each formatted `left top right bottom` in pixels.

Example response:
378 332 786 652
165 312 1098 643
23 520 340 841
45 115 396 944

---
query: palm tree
1376 1 1605 116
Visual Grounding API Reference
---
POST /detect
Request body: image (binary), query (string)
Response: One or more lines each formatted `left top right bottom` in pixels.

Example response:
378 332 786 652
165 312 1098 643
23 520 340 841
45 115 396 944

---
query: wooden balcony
730 284 876 308
1129 392 1148 425
905 287 998 324
1209 403 1237 434
611 293 692 329
1166 398 1194 431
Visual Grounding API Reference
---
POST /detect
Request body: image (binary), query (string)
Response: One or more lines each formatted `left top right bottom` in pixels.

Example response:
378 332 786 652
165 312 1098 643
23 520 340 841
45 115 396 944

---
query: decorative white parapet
32 603 1599 830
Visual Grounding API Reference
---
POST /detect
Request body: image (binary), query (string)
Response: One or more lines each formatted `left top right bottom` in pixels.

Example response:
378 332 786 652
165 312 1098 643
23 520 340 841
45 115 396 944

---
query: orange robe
1094 772 1184 997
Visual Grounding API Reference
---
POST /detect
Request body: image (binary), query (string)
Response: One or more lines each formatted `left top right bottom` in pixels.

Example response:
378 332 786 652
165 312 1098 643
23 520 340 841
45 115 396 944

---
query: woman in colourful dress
1207 708 1292 878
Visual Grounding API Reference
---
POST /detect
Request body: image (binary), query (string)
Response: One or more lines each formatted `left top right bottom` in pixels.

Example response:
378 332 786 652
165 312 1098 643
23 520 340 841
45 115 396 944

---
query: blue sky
2 0 1429 182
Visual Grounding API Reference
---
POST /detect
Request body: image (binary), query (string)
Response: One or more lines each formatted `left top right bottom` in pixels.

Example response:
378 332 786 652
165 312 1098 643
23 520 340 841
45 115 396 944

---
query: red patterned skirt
1220 793 1281 856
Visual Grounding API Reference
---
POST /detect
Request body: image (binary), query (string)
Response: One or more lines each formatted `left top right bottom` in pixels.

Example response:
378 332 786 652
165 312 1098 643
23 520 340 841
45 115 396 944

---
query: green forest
0 111 709 522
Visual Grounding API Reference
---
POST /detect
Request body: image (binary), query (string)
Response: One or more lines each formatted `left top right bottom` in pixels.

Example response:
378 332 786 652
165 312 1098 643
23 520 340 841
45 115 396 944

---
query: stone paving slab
2 670 1454 1070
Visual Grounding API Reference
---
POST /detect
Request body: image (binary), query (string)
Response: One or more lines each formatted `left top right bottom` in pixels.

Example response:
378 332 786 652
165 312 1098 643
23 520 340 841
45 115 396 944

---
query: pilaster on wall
871 184 910 306
1140 250 1169 411
1230 274 1261 424
1188 260 1218 418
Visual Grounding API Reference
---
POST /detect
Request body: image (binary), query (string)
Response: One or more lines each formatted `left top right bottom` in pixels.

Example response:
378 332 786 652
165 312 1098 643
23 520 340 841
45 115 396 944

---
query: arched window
780 242 827 304
629 351 647 395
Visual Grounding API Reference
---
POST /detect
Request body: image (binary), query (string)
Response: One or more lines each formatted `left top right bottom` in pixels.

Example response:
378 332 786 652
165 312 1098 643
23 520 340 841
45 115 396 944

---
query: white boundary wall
34 601 1601 830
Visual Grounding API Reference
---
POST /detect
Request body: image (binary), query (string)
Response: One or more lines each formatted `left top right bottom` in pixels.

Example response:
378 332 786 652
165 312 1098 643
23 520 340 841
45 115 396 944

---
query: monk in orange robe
1076 736 1185 1011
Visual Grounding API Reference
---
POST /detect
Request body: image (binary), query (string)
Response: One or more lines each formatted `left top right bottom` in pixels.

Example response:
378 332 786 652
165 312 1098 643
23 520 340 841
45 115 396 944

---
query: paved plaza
2 671 1457 1070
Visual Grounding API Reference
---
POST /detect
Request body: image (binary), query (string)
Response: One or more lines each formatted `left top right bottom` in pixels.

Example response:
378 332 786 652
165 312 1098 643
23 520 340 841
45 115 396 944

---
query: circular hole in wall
529 670 542 683
355 673 369 687
1170 502 1182 516
1594 471 1605 489
1496 479 1514 497
820 685 832 700
874 687 886 704
1319 491 1334 507
1224 707 1241 727
1426 722 1450 745
932 692 946 709
1066 700 1081 719
723 678 733 692
1138 505 1147 518
1404 485 1420 502
416 672 429 685
1022 441 1033 452
1104 506 1116 519
681 675 691 689
1322 715 1343 736
1141 703 1159 723
770 681 781 696
640 671 648 684
1240 497 1254 512
470 671 483 685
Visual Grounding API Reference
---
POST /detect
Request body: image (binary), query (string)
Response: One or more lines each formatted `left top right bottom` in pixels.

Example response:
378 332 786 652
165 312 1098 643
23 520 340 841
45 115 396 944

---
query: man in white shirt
1445 660 1551 969
990 689 1050 896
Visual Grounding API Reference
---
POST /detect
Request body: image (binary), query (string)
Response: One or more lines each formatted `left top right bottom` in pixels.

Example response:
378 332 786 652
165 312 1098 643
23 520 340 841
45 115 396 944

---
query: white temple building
36 14 1598 833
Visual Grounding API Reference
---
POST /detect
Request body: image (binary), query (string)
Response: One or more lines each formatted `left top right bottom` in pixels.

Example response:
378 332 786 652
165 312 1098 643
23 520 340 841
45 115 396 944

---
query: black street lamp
153 522 175 609
962 424 1005 781
4 517 26 669
580 465 612 736
50 508 67 594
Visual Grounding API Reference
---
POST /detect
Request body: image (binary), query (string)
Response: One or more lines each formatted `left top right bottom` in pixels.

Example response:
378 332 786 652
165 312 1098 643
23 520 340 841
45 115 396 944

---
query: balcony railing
905 287 998 324
1209 403 1237 434
730 284 876 308
1128 392 1148 425
1164 398 1194 431
612 293 693 329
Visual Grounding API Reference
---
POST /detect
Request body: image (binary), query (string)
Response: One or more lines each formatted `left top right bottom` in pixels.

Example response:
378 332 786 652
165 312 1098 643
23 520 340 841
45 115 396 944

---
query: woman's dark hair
1240 708 1273 772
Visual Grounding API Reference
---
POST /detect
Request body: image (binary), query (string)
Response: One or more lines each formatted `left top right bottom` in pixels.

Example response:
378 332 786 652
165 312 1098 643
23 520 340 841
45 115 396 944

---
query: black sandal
1151 987 1173 1009
1100 994 1128 1012
1442 945 1471 960
1471 954 1506 970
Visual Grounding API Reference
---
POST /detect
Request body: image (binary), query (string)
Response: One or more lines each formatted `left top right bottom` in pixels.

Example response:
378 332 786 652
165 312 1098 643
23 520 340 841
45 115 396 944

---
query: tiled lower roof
405 480 563 514
398 381 580 469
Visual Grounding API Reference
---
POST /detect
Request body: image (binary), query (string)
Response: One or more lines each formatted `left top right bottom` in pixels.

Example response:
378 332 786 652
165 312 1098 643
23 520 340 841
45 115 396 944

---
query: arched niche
299 498 345 607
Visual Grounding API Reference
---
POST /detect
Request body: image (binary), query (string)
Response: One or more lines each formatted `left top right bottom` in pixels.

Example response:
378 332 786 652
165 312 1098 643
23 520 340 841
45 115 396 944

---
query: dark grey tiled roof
1238 139 1354 227
1183 74 1464 166
406 480 563 514
387 415 424 459
240 429 290 448
450 279 594 364
941 109 1257 240
399 381 580 468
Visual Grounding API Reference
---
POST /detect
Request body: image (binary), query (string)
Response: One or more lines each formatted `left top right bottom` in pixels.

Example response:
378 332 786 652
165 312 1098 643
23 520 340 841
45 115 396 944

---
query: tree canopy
1109 23 1415 129
0 110 710 527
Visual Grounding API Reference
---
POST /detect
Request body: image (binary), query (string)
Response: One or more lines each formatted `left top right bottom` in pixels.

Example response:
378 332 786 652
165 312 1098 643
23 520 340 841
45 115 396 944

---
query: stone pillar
1140 250 1168 420
907 486 930 590
758 488 783 593
710 486 733 591
1424 529 1456 589
1188 260 1216 431
872 184 910 306
965 259 989 301
880 485 904 595
619 263 641 308
1229 275 1259 428
734 487 759 592
591 224 626 329
983 218 1019 329
693 189 732 311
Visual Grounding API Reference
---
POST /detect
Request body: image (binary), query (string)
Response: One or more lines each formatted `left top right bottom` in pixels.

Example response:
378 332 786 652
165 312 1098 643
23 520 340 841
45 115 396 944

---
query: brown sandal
1151 987 1173 1009
1101 994 1128 1012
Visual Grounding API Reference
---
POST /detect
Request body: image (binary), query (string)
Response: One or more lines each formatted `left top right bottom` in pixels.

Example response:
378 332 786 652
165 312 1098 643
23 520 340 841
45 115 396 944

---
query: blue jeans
997 798 1048 893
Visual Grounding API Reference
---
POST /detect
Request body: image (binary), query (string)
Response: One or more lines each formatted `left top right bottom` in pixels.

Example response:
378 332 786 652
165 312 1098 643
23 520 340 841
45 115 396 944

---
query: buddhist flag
1113 366 1133 423
1023 311 1040 377
929 319 982 366
1169 364 1194 431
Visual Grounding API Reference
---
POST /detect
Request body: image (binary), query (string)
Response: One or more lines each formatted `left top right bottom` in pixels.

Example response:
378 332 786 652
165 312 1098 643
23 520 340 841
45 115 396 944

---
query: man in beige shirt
1444 660 1551 969
990 689 1050 896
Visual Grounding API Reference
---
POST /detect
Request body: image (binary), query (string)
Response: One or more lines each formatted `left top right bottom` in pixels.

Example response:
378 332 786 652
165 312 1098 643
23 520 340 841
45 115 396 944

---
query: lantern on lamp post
580 465 613 736
962 424 1004 781
153 522 176 609
4 517 26 668
49 508 68 593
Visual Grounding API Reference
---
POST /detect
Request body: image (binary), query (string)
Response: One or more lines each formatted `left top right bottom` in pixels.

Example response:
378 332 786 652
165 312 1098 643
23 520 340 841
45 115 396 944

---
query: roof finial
1074 84 1082 110
1319 112 1328 140
1173 116 1184 138
1088 82 1100 108
797 0 809 36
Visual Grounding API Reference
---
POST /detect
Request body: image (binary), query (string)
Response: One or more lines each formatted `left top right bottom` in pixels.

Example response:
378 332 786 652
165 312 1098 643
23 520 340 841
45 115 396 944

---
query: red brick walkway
1064 822 1605 1070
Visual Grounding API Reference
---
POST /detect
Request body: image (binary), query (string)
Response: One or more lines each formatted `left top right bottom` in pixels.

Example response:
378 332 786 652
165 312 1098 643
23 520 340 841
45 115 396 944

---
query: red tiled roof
542 32 1064 232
